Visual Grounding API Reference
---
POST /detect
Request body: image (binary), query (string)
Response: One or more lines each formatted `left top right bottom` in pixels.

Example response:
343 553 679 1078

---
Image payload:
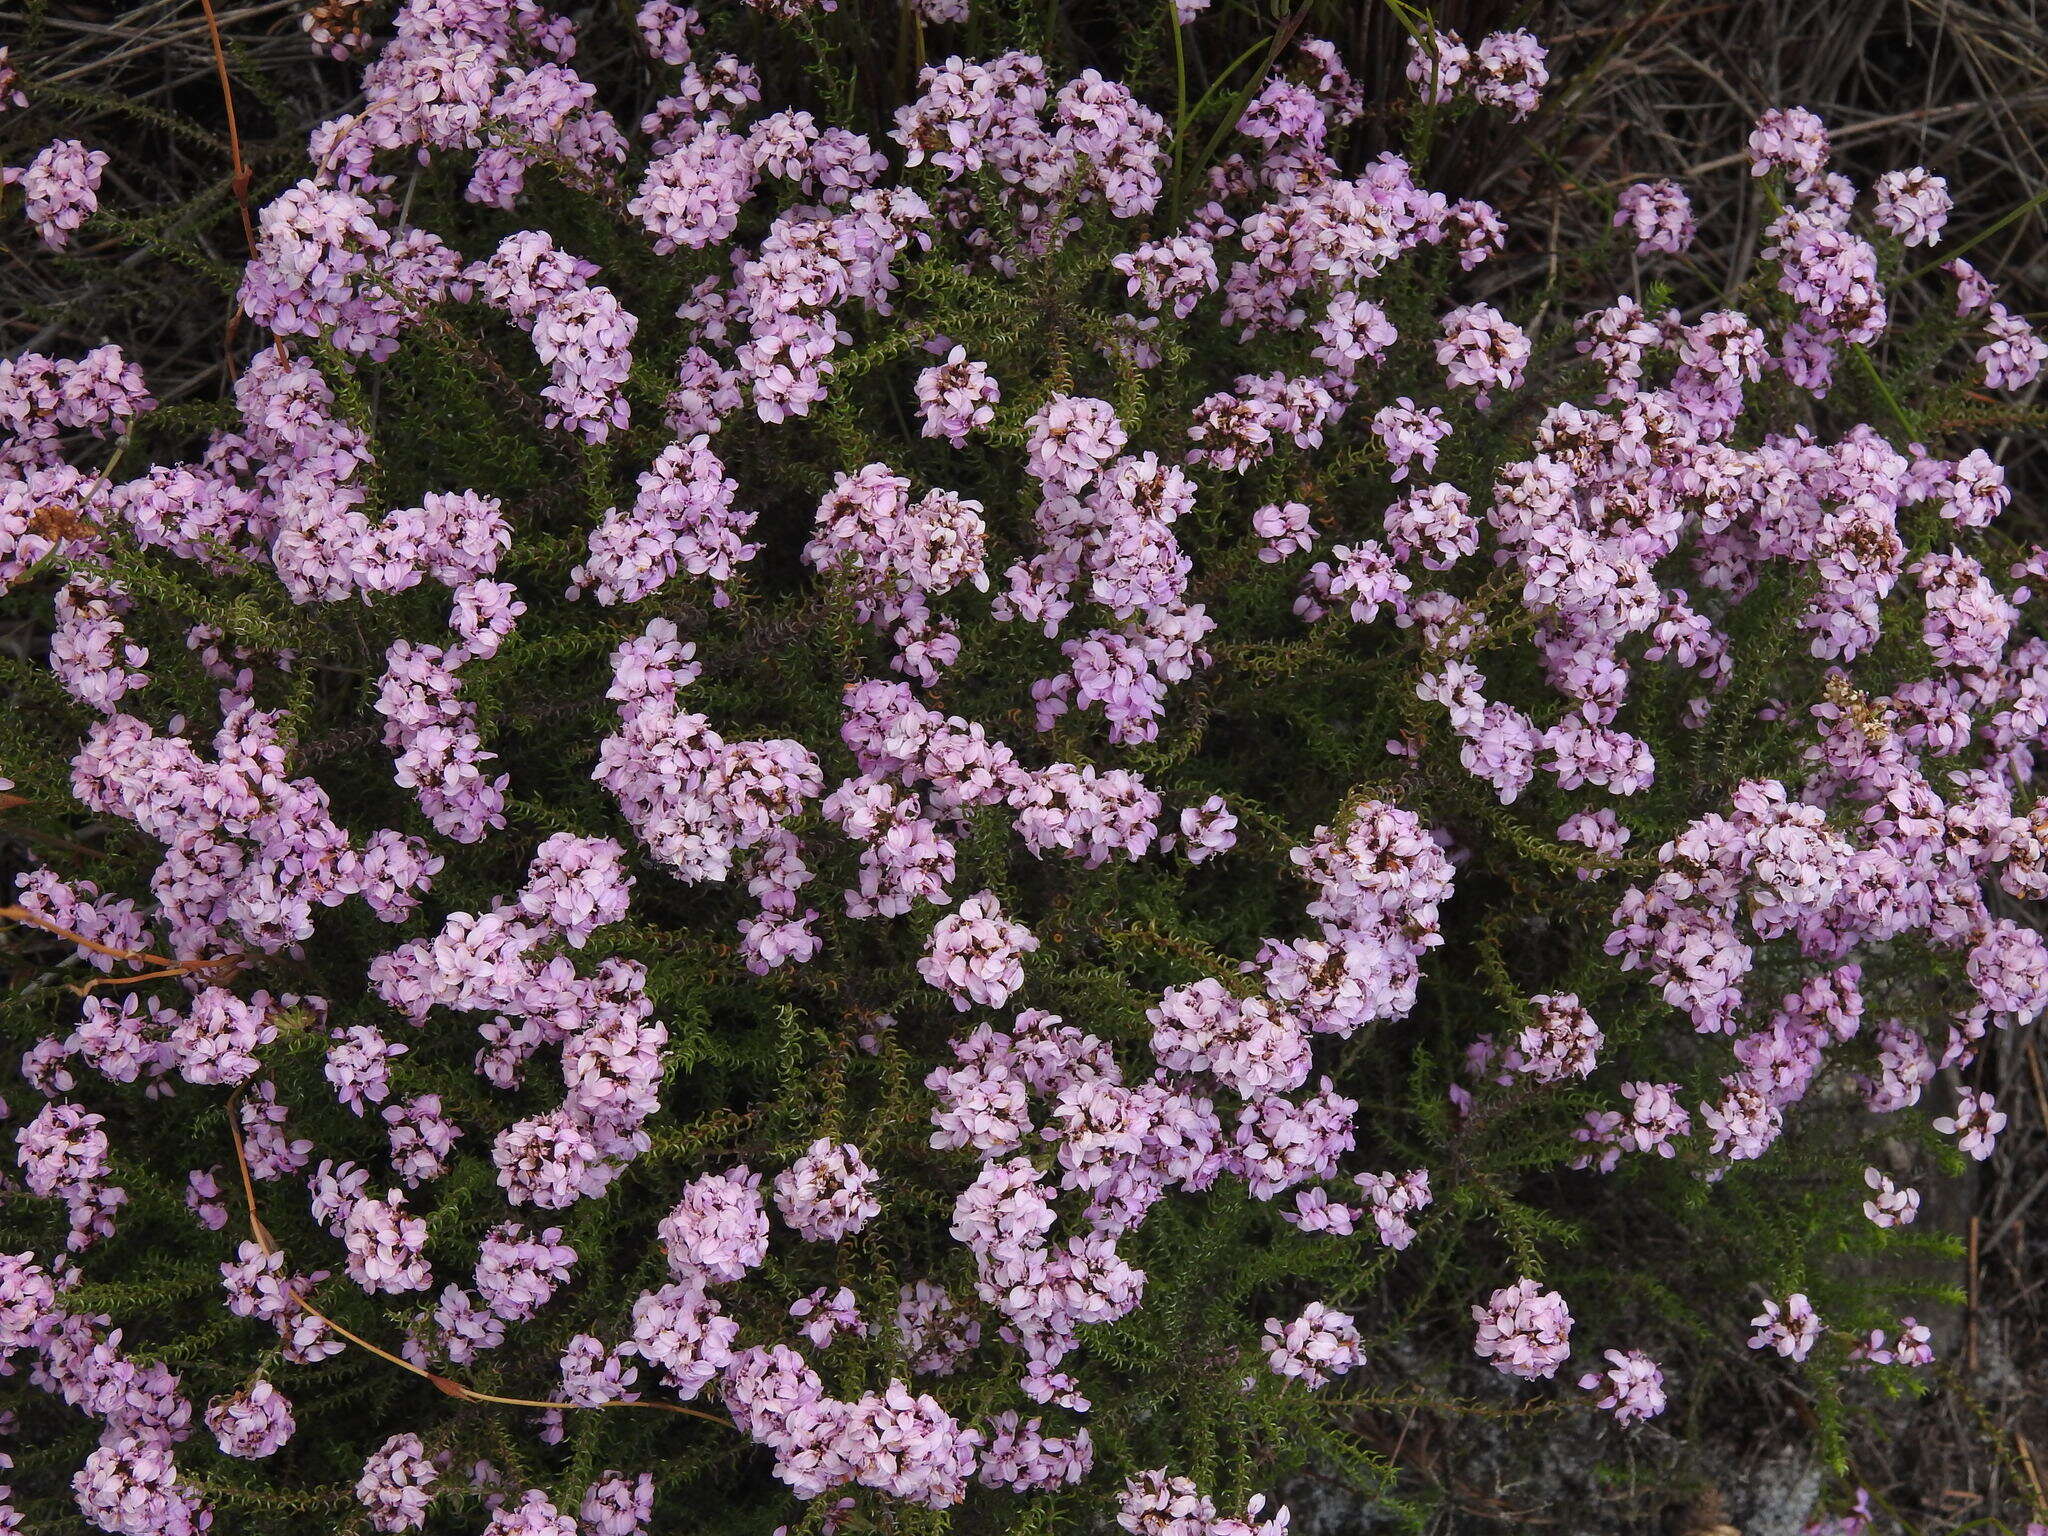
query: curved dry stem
223 1086 736 1432
3 903 245 993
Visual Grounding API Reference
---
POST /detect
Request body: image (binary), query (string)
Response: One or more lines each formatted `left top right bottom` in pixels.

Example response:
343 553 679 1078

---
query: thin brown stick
2 903 176 968
224 1088 734 1431
1964 1214 1980 1373
39 0 304 89
1543 3 1736 44
2016 1431 2047 1514
197 0 255 256
2 903 242 985
76 962 245 994
196 0 287 368
1986 1158 2048 1251
2025 1041 2048 1136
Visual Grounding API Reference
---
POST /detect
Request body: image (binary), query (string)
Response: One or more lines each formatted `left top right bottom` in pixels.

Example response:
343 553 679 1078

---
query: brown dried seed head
25 503 92 542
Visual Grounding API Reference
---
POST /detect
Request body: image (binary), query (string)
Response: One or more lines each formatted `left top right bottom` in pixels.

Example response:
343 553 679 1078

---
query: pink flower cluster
1472 1278 1574 1380
1403 28 1551 120
1614 180 1694 255
6 3 2046 1528
571 437 759 606
0 1248 212 1532
1116 1470 1290 1536
5 137 107 248
1578 1349 1665 1423
472 231 636 440
1262 1302 1363 1387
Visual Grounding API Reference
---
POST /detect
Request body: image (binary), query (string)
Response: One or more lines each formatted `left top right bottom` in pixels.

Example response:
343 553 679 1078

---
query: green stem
1908 184 2048 284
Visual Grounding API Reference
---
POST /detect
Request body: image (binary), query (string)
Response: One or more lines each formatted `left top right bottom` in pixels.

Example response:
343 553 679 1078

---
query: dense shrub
1 2 2046 1531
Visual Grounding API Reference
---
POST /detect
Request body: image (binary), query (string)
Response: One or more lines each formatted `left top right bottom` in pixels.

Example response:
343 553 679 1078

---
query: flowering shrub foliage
1 1 2045 1531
